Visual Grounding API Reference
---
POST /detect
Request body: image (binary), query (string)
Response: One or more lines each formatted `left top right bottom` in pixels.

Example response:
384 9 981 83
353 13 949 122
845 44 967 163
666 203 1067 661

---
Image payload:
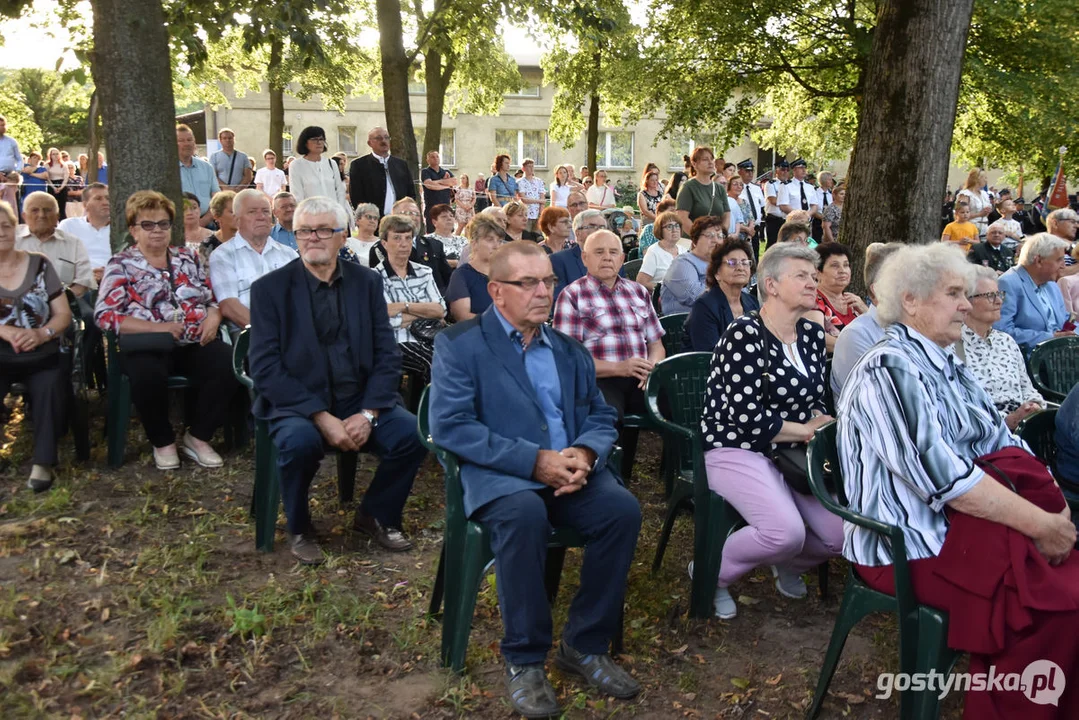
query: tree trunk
90 0 183 248
87 89 100 187
377 0 418 191
842 0 975 293
586 90 600 175
268 38 285 162
422 46 454 157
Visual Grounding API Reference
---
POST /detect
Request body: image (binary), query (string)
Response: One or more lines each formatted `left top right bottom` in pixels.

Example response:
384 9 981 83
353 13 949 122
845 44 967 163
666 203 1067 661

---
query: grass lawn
0 395 966 718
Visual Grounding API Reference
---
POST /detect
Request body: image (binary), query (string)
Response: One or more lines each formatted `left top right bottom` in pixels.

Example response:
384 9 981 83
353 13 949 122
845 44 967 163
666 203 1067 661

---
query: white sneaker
772 565 808 599
688 561 737 619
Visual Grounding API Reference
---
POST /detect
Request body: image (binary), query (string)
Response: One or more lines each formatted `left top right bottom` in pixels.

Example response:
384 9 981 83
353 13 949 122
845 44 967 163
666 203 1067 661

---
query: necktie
822 191 829 208
745 188 757 220
800 183 808 211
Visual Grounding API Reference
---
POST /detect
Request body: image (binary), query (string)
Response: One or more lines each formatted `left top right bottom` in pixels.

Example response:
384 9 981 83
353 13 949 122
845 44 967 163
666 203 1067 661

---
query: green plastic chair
105 330 246 467
1027 336 1079 403
805 422 961 720
231 328 358 552
1016 408 1079 512
625 247 640 261
417 386 624 673
659 312 689 357
622 258 643 282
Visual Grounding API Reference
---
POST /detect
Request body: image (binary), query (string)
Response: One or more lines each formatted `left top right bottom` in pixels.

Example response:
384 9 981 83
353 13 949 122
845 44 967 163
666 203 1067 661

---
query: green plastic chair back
625 246 640 261
231 326 254 390
805 422 961 719
623 258 643 282
1027 336 1079 403
659 313 689 357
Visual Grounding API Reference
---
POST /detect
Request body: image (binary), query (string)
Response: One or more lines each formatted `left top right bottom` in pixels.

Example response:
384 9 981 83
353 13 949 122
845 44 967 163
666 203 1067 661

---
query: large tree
376 0 419 180
0 69 93 149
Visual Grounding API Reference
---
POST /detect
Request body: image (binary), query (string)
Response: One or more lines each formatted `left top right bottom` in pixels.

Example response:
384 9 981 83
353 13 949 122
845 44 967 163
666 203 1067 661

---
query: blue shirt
660 252 709 314
488 173 518 205
179 157 220 214
270 224 297 250
830 304 885 397
446 263 492 315
0 134 22 173
493 307 568 451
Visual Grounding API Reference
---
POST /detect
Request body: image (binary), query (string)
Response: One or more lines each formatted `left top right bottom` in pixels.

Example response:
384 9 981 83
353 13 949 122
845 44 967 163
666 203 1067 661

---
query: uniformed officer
737 158 767 259
813 171 835 241
764 158 790 248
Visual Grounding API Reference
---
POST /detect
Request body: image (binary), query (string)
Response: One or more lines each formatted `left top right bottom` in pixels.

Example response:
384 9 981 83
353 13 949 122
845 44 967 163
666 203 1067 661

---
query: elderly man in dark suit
348 127 417 217
429 241 641 718
249 196 427 566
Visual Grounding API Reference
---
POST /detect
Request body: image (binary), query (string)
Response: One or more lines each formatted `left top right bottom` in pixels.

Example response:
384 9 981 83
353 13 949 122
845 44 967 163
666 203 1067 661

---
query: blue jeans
269 400 426 535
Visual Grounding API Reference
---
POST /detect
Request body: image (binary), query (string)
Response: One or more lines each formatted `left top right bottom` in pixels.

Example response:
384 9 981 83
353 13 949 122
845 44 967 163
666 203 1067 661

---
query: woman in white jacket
288 126 351 225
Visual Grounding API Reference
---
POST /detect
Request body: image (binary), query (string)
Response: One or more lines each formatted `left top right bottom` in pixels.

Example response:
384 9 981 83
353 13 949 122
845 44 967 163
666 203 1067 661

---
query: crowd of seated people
9 141 1079 720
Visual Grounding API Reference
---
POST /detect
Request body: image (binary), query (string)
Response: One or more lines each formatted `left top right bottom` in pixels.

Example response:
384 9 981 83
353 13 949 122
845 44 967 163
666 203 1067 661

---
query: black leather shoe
554 640 641 699
504 662 561 719
352 510 413 551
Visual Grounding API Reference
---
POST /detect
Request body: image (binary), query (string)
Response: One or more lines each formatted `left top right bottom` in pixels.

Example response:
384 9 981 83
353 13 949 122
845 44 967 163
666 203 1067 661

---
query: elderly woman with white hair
697 243 842 620
839 243 1079 719
958 265 1044 430
995 232 1073 355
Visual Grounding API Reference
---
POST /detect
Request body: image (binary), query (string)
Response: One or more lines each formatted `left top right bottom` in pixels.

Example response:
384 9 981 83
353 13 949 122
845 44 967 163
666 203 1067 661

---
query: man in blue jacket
429 241 641 717
249 196 426 565
994 233 1072 355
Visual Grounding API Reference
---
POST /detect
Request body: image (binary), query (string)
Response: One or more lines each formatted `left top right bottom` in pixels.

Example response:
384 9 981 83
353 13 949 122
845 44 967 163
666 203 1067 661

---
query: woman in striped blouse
838 243 1079 719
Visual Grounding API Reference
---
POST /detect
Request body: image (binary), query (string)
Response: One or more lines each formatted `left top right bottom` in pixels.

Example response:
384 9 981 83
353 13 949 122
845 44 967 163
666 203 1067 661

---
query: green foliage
0 68 92 148
225 594 267 641
0 84 43 153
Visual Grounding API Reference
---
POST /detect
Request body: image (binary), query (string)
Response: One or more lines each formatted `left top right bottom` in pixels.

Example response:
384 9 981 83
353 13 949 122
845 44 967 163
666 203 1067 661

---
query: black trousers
0 357 69 465
765 215 784 248
120 340 239 448
598 376 649 479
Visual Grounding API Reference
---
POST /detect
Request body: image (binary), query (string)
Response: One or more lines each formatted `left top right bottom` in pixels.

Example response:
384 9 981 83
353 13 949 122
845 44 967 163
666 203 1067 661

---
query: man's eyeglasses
495 276 557 291
568 201 588 209
969 290 1006 302
578 224 606 232
296 227 343 240
370 135 390 141
401 210 422 217
136 220 172 232
724 259 753 268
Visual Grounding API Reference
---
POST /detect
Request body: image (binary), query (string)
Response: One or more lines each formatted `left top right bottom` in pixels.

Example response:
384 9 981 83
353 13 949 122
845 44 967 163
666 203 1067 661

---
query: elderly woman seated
806 242 867 351
839 243 1079 718
0 200 72 492
683 237 758 352
697 243 842 619
446 214 502 322
957 265 1044 430
375 214 446 385
95 191 239 471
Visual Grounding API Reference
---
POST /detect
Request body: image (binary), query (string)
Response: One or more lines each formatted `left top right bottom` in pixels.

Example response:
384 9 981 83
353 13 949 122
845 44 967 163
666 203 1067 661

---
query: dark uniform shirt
304 263 358 411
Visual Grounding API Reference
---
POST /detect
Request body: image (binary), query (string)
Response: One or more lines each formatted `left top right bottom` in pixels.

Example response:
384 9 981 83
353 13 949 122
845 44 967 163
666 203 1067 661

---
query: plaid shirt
553 273 664 363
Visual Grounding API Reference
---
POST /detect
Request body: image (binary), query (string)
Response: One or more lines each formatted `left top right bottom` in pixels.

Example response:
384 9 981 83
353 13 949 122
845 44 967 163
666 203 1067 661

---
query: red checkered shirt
553 273 665 363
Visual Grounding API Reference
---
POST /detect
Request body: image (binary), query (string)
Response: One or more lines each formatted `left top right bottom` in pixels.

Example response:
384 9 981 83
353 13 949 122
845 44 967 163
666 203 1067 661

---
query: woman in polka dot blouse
696 243 844 619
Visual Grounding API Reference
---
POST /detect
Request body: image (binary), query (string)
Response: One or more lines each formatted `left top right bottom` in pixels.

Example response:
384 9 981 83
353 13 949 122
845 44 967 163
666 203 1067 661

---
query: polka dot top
700 315 827 454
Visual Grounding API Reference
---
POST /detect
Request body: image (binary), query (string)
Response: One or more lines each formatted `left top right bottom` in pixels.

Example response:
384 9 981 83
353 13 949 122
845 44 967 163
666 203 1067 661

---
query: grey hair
232 188 269 215
353 202 379 221
970 264 1000 286
756 243 821 304
874 243 974 326
987 220 1009 234
864 242 904 292
573 209 605 232
1018 232 1070 266
293 196 349 229
378 214 415 240
1047 208 1079 233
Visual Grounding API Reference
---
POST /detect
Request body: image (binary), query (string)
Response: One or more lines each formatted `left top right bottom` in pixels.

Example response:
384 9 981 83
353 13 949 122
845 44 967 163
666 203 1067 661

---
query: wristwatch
361 410 378 427
404 302 411 314
43 327 55 339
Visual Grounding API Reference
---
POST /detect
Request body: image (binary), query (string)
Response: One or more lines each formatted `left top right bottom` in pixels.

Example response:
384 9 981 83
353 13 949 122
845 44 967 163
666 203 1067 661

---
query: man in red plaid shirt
553 230 666 477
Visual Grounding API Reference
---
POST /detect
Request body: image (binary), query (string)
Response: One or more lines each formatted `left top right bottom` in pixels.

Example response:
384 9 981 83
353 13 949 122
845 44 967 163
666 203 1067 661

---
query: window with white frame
599 131 634 169
414 127 457 167
282 126 292 156
504 81 541 98
668 134 721 170
494 129 548 168
337 126 357 155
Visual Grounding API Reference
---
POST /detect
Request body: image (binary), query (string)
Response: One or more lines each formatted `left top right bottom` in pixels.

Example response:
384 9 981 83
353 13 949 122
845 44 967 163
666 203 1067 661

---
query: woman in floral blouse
94 191 239 471
0 200 72 492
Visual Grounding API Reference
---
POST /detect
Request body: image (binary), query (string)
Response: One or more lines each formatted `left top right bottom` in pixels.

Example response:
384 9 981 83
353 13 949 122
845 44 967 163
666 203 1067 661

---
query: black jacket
348 153 416 213
967 242 1014 274
368 235 453 294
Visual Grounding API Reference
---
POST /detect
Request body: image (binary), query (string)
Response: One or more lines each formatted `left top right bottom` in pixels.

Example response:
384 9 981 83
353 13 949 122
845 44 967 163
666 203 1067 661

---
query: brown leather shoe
352 510 413 551
289 534 325 565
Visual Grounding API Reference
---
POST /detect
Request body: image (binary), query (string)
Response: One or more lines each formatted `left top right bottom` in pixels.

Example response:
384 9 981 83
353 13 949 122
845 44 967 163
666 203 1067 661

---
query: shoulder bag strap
226 151 238 186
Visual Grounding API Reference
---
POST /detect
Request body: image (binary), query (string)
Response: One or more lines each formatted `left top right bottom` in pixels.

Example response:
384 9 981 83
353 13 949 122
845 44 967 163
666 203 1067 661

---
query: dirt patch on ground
0 400 966 718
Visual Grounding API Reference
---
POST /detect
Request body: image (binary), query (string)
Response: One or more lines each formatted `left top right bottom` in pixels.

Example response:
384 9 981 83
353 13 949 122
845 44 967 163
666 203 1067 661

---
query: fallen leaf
100 607 110 623
765 673 782 685
671 644 689 655
737 595 760 606
731 677 751 690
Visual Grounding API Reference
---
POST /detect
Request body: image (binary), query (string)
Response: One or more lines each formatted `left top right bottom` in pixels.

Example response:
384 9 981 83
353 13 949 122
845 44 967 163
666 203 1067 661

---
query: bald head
24 192 60 238
581 230 624 286
367 126 391 156
490 239 549 281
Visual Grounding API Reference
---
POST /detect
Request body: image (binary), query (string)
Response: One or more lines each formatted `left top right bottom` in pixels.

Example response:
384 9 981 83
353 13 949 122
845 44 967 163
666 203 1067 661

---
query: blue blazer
248 258 402 421
550 245 585 301
429 307 619 517
995 266 1068 354
683 285 760 352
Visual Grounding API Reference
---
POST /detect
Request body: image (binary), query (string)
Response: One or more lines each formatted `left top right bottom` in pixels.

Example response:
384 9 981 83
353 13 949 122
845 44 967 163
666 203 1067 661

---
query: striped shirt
376 261 445 343
837 323 1024 566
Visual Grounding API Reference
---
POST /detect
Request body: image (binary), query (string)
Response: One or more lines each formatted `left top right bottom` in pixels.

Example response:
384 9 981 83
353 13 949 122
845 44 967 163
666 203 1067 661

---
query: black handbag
0 337 61 371
409 318 445 343
117 332 176 353
748 311 817 495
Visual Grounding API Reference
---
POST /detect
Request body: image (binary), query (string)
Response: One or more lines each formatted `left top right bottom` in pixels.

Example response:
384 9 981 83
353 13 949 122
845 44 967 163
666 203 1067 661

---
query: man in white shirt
58 182 112 284
781 159 819 220
17 192 94 296
210 189 298 330
812 171 834 242
209 128 253 192
764 159 790 248
736 159 766 258
254 150 287 198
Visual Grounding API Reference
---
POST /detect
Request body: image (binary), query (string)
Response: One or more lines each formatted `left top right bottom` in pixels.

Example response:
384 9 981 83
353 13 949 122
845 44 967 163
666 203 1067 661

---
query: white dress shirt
786 179 819 214
58 216 112 269
766 180 789 219
740 183 766 223
16 225 95 288
209 233 298 313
